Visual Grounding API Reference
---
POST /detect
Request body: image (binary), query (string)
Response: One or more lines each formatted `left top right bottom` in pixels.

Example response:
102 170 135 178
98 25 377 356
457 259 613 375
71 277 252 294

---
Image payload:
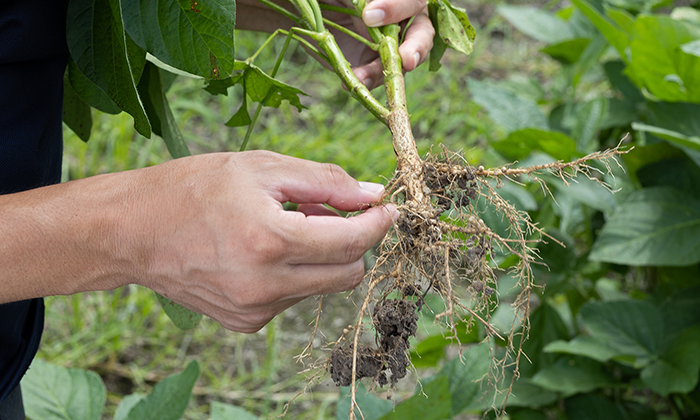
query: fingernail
362 78 372 89
363 8 385 27
413 52 421 68
359 181 384 195
385 204 400 222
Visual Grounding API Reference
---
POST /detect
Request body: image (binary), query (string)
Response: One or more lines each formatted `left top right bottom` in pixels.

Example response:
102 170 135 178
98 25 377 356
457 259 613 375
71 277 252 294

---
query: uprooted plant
62 0 628 417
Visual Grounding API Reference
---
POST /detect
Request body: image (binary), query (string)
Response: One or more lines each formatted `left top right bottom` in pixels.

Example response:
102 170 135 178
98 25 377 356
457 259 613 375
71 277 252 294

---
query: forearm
0 173 141 303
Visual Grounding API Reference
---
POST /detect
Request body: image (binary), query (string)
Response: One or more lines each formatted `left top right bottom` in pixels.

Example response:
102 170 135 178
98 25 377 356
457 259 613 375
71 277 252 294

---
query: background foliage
21 0 700 418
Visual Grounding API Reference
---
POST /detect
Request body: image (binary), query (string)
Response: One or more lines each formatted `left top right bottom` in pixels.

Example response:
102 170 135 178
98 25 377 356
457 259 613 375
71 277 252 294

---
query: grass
42 2 567 418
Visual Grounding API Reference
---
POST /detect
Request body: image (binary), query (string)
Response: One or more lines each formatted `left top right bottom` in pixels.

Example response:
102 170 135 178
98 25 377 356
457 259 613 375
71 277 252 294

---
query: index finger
362 0 427 27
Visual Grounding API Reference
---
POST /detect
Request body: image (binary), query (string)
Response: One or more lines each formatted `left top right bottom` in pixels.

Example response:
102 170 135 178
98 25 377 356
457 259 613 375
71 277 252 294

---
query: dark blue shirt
0 0 68 402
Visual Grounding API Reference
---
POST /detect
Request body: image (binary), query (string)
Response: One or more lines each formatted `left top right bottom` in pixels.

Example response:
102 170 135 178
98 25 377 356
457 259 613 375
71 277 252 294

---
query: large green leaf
67 58 122 115
627 16 700 103
572 98 607 153
637 157 700 198
519 302 570 377
468 79 548 133
498 5 576 44
429 0 475 56
21 359 105 420
137 62 191 158
589 187 700 266
541 38 591 63
63 71 93 142
336 383 393 420
531 356 616 396
641 327 700 396
410 319 479 367
437 342 491 414
378 376 452 420
210 402 260 420
156 293 202 330
493 129 579 161
579 300 662 365
123 360 199 420
572 0 630 58
122 0 236 79
564 394 625 420
659 286 700 338
114 394 146 420
544 335 620 362
66 0 151 137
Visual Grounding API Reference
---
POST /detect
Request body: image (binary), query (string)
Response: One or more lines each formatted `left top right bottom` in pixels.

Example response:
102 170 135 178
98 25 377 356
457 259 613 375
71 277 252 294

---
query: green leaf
437 342 491 414
590 187 700 266
114 394 146 420
468 78 548 133
125 360 199 420
544 336 620 362
641 327 700 396
493 129 579 161
410 319 479 368
210 402 260 420
122 0 236 79
378 376 452 420
637 157 700 198
531 356 616 396
429 0 475 57
660 285 700 337
63 71 93 142
572 98 607 153
541 38 591 63
235 61 307 111
21 359 105 420
634 123 700 152
67 57 122 115
498 5 576 44
66 0 151 137
137 62 192 158
519 302 570 377
336 383 393 420
627 16 700 103
156 293 202 330
603 60 644 101
572 0 630 58
564 394 625 420
579 300 663 364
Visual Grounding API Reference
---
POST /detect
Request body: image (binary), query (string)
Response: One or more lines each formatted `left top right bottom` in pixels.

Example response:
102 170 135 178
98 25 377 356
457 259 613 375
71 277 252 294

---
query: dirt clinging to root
330 299 418 387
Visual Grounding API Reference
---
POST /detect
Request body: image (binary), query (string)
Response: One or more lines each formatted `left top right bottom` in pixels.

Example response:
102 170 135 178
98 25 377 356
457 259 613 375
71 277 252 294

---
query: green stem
241 30 296 152
315 31 389 122
318 3 359 17
323 18 378 50
378 24 406 112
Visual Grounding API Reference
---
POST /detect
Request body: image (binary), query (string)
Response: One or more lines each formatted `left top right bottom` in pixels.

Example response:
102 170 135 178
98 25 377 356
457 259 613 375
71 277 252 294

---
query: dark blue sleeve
0 0 69 402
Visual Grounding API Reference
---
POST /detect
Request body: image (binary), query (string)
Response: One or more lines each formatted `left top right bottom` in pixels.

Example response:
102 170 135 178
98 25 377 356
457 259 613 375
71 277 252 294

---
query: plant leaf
67 58 122 115
468 78 548 133
498 5 576 44
544 336 620 362
21 358 105 420
541 38 591 63
114 394 146 420
378 376 451 420
429 0 476 57
122 0 236 79
435 342 491 414
210 402 260 420
627 15 700 103
590 187 700 266
156 293 202 330
124 360 199 420
572 0 630 58
579 300 663 365
336 383 393 420
63 71 93 142
493 128 579 161
564 394 625 420
410 319 479 367
641 327 700 396
66 0 151 137
572 98 607 153
137 62 191 158
531 356 616 396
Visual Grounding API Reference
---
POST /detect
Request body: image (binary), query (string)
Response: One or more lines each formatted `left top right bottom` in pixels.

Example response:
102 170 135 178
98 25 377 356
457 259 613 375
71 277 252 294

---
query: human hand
327 0 434 90
130 151 398 333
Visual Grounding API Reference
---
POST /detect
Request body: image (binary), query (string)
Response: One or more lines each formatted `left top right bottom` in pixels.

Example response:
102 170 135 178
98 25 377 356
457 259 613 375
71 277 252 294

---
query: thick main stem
378 28 426 205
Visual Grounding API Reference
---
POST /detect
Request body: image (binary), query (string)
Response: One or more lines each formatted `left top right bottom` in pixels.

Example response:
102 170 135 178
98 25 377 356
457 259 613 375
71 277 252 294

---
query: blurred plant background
25 0 700 418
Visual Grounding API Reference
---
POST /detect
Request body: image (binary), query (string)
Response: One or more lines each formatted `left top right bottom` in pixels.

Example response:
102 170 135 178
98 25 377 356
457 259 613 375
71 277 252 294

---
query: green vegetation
22 0 700 419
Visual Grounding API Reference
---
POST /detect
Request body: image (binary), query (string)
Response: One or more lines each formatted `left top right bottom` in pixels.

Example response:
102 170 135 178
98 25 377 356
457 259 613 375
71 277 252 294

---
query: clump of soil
330 299 418 387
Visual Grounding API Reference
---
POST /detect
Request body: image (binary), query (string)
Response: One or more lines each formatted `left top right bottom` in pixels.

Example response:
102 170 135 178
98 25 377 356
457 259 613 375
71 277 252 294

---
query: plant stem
318 3 359 17
323 18 378 50
314 31 389 121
